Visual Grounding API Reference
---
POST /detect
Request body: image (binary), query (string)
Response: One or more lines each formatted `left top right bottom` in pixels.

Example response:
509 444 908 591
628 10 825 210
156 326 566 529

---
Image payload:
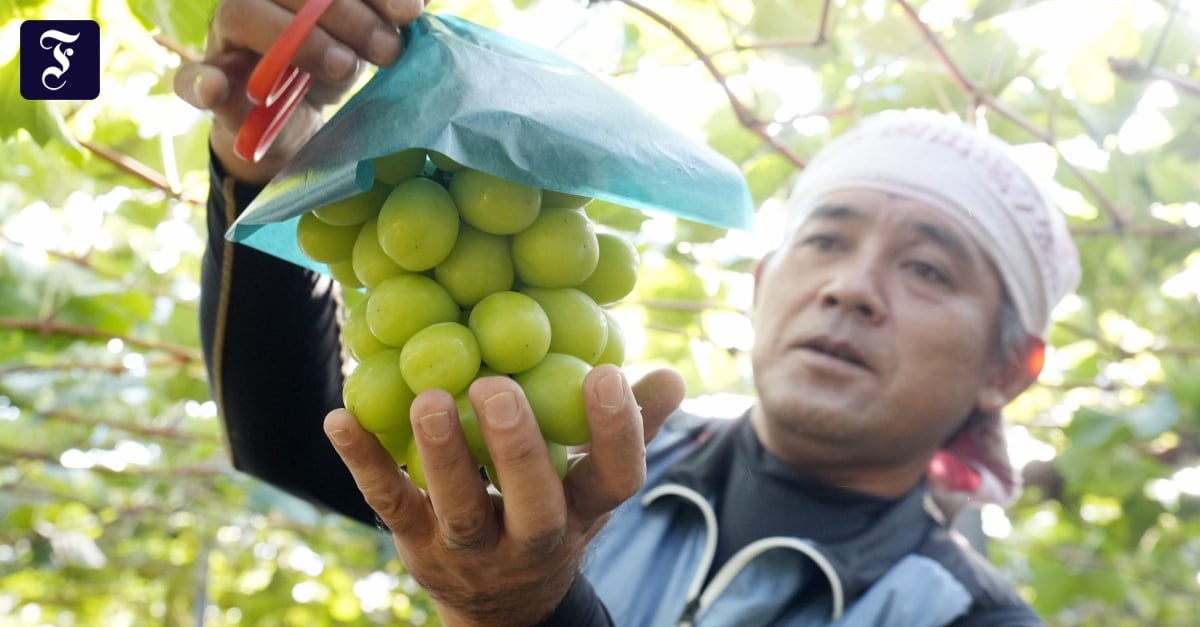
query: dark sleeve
534 576 615 627
947 605 1045 627
200 152 376 526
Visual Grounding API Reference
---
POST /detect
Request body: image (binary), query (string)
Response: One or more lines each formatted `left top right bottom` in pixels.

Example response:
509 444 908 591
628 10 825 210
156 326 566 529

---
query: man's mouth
798 336 872 371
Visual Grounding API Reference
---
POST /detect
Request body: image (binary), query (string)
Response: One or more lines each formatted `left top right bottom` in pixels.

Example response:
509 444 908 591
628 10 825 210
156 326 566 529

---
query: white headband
786 109 1081 337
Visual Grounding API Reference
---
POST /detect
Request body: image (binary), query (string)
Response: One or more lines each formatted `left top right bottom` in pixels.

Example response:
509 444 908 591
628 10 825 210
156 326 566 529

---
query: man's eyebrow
907 220 975 269
806 204 869 223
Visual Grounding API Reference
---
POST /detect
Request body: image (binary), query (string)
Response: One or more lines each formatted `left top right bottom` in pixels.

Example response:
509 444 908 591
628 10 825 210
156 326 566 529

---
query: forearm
431 575 614 627
534 576 615 627
199 150 375 525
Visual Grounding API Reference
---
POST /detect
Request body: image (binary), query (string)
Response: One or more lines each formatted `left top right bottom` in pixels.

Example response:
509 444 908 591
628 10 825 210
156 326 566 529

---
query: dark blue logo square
20 20 100 101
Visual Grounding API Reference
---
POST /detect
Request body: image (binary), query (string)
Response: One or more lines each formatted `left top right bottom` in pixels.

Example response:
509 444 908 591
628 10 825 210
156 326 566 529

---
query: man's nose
818 257 888 325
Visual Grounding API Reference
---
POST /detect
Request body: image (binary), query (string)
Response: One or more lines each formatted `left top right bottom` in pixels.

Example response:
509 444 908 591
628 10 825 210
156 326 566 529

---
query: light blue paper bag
228 13 754 275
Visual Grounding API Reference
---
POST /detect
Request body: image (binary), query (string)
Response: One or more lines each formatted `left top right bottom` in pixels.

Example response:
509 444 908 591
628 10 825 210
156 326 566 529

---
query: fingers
324 409 433 541
173 61 229 111
470 377 569 554
630 368 688 443
562 367 685 524
213 0 366 82
175 50 262 132
361 0 426 28
409 389 497 552
561 366 647 522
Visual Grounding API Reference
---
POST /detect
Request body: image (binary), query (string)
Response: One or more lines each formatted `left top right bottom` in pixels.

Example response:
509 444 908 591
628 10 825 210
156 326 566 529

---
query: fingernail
483 391 519 428
191 73 205 105
328 429 351 446
387 0 414 17
597 371 626 410
324 45 357 79
368 27 400 65
417 410 451 441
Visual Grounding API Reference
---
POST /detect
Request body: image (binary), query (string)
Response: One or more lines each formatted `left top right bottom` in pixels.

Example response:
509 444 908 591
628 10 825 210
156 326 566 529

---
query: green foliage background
1 0 1198 624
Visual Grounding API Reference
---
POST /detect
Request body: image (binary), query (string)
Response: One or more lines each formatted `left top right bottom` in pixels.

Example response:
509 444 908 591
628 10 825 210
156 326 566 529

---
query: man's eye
909 261 950 285
803 235 841 251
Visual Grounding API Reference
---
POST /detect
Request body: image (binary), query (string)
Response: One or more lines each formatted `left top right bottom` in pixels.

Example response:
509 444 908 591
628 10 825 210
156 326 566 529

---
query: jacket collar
656 412 937 604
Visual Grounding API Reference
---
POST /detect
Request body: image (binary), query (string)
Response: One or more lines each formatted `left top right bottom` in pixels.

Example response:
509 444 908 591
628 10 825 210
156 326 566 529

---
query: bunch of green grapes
296 148 639 491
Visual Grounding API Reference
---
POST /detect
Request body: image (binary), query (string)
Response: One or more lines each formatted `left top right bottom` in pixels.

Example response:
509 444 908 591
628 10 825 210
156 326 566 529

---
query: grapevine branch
1109 58 1200 98
1055 320 1200 360
0 359 182 376
630 298 745 313
892 0 1128 232
81 140 176 196
731 0 832 51
612 0 811 168
152 34 199 63
0 317 202 363
0 445 229 478
1068 223 1198 239
30 406 214 444
0 235 200 309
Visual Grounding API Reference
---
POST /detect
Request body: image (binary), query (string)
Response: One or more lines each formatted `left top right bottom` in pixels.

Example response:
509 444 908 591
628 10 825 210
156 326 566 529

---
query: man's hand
323 364 687 626
173 0 425 184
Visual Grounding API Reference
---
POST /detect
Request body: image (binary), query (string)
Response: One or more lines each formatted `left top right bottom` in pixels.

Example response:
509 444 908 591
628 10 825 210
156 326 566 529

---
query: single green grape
312 181 392 226
374 148 427 185
548 441 569 479
342 296 389 362
455 392 491 466
405 438 428 491
483 440 567 493
377 177 460 271
351 218 408 288
468 291 552 374
519 287 608 365
433 223 514 306
366 275 460 348
342 349 416 435
430 150 464 173
399 322 481 396
595 309 627 367
514 353 592 446
450 169 542 235
376 428 414 466
541 189 592 210
327 259 364 290
297 212 361 263
511 208 599 287
576 233 639 305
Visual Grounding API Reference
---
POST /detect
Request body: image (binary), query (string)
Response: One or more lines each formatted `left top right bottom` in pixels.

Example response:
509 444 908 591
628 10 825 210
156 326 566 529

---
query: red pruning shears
234 0 336 163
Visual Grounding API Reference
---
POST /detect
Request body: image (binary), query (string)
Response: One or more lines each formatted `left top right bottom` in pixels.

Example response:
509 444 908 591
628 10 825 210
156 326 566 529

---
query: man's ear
977 336 1045 413
752 252 773 308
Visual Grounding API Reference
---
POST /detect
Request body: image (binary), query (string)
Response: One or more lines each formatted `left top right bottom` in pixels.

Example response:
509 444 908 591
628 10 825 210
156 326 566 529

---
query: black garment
650 413 1043 626
200 155 375 526
710 418 897 578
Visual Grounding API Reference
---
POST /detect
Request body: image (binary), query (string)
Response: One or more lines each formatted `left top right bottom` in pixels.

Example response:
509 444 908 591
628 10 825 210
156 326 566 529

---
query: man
177 1 1079 624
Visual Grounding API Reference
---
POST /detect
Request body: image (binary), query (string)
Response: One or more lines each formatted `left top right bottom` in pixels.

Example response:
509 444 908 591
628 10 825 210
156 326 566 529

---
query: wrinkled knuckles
594 414 643 448
515 528 568 559
364 492 407 525
382 0 424 23
491 438 543 468
437 527 488 554
437 509 491 551
212 0 254 43
592 475 643 512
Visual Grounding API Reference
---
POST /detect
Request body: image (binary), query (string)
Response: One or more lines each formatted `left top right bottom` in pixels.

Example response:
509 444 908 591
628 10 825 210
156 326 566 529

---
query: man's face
750 189 1009 471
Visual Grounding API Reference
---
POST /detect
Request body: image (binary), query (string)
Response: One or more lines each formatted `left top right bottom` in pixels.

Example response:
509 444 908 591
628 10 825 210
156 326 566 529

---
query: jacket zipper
645 483 847 625
640 484 719 627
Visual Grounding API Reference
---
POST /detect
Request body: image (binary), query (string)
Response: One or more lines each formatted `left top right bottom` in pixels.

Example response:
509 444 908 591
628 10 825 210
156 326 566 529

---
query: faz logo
20 20 100 100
